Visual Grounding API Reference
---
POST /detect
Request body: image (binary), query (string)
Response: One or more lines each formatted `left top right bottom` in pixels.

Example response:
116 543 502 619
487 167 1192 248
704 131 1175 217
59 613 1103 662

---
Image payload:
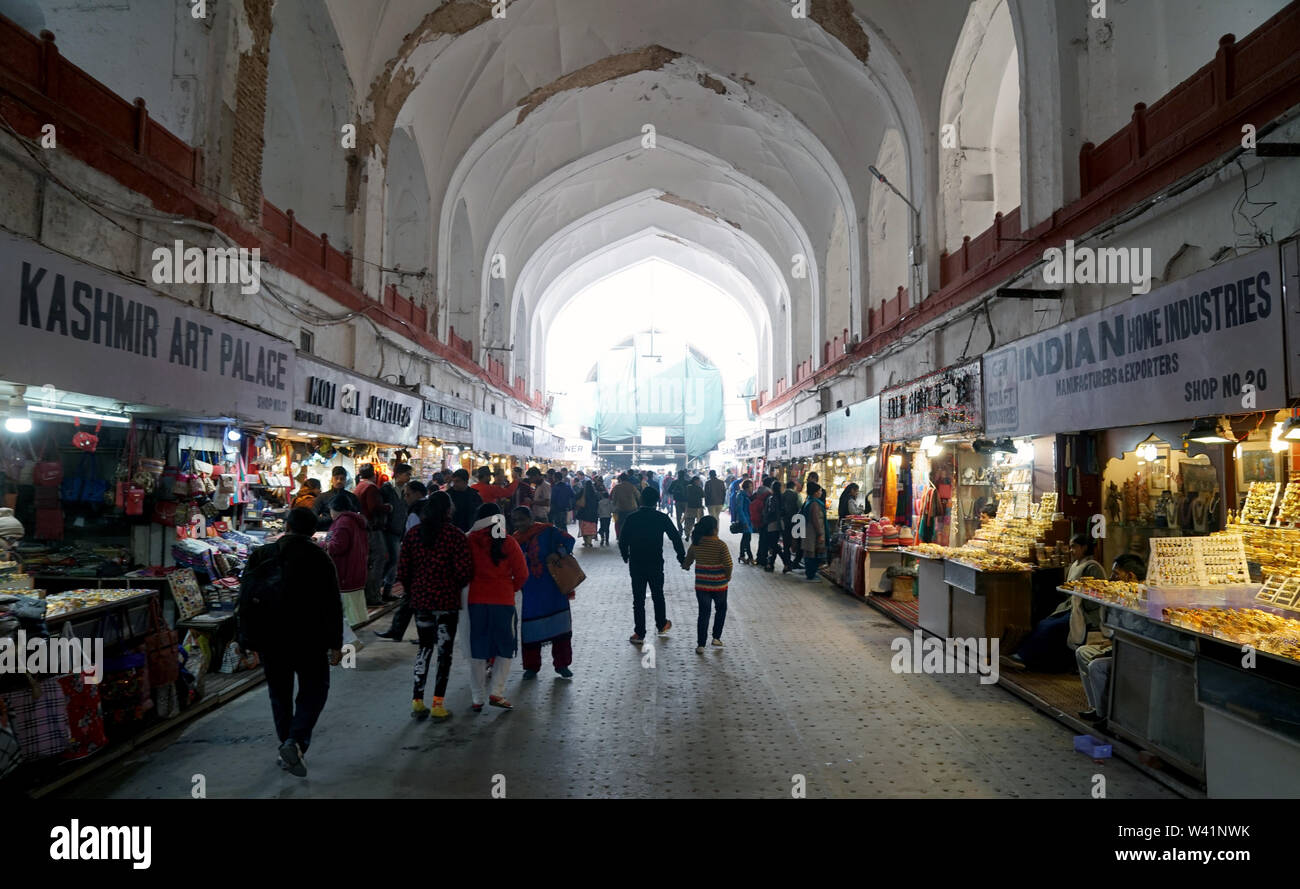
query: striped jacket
684 536 733 593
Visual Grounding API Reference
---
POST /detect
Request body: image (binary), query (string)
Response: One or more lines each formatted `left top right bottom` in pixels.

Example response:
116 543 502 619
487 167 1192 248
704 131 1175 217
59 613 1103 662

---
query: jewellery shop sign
291 354 420 446
418 385 472 442
880 361 983 442
0 230 294 426
983 245 1285 437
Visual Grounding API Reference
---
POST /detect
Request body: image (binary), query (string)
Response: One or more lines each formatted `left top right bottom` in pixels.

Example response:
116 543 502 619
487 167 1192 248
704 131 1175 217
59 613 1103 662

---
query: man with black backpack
238 507 343 778
379 463 412 602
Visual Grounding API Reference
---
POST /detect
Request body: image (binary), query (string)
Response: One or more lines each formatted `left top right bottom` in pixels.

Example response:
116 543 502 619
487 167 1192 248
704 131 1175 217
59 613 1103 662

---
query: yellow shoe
430 697 451 719
411 699 428 720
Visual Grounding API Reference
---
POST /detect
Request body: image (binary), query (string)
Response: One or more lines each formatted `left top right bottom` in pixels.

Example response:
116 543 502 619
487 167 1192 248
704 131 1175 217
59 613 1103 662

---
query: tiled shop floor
60 526 1177 799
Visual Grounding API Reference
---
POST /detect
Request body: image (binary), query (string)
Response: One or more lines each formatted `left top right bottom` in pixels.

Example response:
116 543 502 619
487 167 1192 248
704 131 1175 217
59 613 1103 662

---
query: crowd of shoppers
244 458 867 779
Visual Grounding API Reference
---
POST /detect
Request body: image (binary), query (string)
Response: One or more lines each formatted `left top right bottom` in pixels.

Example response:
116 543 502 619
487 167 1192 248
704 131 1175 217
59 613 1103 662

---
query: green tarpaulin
588 345 725 458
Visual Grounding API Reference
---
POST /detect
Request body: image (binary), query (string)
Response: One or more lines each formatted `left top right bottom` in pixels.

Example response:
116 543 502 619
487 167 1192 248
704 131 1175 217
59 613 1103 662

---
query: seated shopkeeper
1077 553 1146 724
1007 534 1106 672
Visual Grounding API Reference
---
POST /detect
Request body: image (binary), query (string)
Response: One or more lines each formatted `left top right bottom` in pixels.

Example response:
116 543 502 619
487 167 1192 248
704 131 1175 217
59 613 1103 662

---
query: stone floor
60 522 1177 799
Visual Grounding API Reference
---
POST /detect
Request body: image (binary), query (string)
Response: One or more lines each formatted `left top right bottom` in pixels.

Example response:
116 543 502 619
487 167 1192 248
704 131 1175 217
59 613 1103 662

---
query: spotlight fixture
4 397 31 434
1186 417 1233 444
1284 416 1300 441
226 428 242 442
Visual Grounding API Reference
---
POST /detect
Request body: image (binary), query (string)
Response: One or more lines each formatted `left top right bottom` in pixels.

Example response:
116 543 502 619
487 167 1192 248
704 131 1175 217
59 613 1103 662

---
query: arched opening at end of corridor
544 259 758 471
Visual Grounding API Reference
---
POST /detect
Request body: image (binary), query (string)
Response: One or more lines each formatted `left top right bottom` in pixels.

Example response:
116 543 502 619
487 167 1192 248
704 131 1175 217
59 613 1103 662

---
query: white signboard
472 410 515 454
766 428 790 460
790 417 827 458
881 361 983 442
417 385 473 443
735 431 767 458
565 439 593 463
826 397 880 452
1 230 294 425
984 246 1285 437
291 354 420 446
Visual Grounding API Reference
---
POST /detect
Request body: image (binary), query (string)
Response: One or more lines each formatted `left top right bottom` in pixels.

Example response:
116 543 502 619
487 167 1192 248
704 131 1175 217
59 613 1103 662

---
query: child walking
597 490 613 546
681 515 733 654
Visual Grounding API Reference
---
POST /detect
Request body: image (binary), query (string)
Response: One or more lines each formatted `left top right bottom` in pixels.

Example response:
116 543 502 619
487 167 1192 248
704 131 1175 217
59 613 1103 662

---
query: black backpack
237 541 288 651
763 493 782 526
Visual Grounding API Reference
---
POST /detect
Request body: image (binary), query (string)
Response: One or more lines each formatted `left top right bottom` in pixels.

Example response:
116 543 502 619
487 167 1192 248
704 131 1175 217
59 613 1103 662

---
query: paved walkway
61 522 1176 799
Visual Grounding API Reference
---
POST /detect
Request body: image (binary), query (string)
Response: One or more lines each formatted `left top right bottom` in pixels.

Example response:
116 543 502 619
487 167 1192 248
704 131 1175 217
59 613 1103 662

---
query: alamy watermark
1042 239 1152 295
890 630 999 685
151 240 261 295
0 631 103 684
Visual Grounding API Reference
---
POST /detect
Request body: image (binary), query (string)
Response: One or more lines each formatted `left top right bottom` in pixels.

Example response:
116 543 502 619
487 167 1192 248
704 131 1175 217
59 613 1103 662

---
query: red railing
0 18 546 412
759 2 1300 415
447 326 474 360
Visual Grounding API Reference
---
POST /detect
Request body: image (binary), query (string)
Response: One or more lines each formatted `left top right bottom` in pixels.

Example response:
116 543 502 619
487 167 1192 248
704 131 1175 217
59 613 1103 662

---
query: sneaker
657 620 672 636
629 634 645 645
522 669 539 680
782 565 794 574
803 575 821 583
555 667 573 679
471 702 484 713
489 695 513 710
374 629 399 641
278 739 306 777
712 638 724 647
411 699 429 720
695 646 705 654
1078 709 1103 723
429 703 452 719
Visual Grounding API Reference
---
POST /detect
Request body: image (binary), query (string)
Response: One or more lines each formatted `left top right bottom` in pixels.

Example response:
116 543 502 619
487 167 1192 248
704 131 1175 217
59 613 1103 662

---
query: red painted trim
759 2 1300 415
0 15 544 413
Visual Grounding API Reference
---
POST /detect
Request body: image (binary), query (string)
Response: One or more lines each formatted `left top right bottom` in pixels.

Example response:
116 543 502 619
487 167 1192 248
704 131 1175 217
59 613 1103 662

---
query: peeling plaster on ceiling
515 45 683 124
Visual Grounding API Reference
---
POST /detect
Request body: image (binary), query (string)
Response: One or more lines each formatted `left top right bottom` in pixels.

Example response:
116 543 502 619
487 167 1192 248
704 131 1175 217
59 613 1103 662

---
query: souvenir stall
0 230 299 783
733 431 767 480
866 362 984 623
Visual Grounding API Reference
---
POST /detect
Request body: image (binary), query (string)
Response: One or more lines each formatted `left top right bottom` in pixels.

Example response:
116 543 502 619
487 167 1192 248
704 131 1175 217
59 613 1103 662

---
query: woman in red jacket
466 502 529 711
325 491 369 629
394 492 473 720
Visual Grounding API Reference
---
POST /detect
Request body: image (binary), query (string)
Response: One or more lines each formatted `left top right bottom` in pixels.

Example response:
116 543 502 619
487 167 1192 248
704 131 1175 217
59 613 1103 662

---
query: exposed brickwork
230 0 274 221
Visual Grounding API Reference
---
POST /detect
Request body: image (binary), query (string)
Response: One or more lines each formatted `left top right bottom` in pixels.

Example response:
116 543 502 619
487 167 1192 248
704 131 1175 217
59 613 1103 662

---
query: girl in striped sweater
681 515 733 654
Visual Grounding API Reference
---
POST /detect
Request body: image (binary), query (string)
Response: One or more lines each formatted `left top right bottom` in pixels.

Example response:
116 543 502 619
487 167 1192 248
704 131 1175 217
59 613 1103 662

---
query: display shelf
1148 535 1249 586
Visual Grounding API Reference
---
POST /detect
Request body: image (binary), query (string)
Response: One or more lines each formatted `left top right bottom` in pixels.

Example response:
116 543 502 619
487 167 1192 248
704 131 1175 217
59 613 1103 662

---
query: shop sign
0 230 294 426
826 397 880 452
512 425 536 452
736 431 767 458
880 362 982 442
984 245 1285 437
472 411 514 454
291 354 419 446
565 439 593 463
421 402 471 430
766 428 790 460
790 417 827 458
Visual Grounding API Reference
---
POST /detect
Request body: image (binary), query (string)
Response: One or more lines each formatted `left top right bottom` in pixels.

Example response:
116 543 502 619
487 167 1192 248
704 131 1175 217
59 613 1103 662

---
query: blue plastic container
1073 734 1113 759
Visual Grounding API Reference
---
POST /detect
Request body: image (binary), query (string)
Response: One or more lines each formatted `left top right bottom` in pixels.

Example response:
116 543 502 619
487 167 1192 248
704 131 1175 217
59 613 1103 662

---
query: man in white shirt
530 468 552 522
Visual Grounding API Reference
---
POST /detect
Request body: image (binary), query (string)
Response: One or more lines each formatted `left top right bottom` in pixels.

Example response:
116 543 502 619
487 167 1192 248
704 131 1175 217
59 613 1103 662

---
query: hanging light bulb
1271 422 1289 454
226 428 242 442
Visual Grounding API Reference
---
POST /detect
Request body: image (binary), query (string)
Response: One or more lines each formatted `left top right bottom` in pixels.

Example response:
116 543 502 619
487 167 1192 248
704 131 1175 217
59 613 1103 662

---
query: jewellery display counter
1065 577 1300 795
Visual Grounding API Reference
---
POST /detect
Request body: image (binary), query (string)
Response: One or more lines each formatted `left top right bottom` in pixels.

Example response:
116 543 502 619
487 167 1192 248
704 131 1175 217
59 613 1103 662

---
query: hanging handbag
0 699 20 779
58 669 108 761
71 417 101 452
0 675 71 761
145 598 180 687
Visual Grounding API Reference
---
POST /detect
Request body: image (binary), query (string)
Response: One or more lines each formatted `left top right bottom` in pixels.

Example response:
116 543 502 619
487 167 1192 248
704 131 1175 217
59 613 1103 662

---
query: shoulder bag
546 531 586 596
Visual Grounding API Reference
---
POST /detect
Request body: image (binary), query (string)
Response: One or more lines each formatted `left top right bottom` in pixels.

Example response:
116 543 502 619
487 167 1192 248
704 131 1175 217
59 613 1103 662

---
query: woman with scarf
800 483 829 582
324 491 369 633
466 503 529 711
512 506 577 680
575 479 600 547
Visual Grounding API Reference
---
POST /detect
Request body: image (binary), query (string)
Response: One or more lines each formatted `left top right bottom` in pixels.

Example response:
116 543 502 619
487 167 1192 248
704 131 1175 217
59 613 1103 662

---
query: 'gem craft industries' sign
880 361 983 442
1 230 294 426
291 354 420 446
983 245 1285 438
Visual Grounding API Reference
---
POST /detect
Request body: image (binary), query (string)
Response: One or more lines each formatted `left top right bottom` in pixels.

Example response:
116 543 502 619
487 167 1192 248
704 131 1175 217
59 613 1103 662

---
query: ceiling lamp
4 397 30 434
920 435 938 450
27 405 130 424
1186 417 1233 444
1284 416 1300 441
